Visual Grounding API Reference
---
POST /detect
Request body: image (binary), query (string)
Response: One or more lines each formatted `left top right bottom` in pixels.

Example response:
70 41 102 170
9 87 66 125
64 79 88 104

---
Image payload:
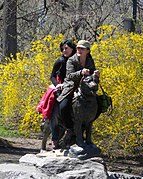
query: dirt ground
0 137 143 177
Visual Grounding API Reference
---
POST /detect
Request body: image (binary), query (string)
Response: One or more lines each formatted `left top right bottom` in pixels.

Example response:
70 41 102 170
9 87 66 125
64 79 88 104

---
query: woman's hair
60 39 76 55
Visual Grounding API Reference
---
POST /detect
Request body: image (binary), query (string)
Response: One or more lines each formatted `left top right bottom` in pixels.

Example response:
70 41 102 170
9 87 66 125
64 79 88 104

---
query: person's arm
66 58 82 82
50 58 62 87
87 58 100 80
86 57 96 74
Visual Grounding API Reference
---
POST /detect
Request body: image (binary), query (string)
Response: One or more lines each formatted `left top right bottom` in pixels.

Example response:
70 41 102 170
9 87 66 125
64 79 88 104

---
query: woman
57 40 100 133
37 39 76 150
50 40 76 96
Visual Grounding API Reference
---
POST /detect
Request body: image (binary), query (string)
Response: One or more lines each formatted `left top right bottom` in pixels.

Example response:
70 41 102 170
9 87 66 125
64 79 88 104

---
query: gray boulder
19 153 108 179
0 145 142 179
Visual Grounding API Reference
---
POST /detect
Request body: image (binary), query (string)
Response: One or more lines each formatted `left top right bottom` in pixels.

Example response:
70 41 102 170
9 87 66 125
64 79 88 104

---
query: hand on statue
94 70 100 78
81 68 90 76
56 83 63 90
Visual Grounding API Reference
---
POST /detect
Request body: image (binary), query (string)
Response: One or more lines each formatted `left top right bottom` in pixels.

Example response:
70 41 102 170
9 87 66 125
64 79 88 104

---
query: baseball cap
76 40 90 49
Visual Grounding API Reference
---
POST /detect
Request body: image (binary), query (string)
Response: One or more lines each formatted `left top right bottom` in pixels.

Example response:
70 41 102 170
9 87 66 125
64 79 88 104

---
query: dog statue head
80 74 99 96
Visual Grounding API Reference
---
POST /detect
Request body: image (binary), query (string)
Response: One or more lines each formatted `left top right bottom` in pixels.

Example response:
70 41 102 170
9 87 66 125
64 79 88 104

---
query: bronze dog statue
41 74 99 150
72 74 99 147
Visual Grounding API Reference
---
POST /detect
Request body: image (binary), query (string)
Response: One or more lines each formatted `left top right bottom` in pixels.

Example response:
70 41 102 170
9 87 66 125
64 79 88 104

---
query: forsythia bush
0 34 64 135
91 25 143 157
0 26 142 157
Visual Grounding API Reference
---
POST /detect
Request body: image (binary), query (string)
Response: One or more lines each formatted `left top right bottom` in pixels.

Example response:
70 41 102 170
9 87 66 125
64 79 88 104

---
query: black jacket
50 55 68 86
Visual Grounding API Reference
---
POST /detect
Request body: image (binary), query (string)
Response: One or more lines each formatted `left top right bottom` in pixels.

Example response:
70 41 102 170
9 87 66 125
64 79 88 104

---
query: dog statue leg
85 122 93 145
41 119 51 150
74 121 85 147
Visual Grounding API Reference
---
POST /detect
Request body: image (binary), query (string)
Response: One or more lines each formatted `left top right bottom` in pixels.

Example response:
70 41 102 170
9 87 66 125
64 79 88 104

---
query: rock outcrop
0 144 142 179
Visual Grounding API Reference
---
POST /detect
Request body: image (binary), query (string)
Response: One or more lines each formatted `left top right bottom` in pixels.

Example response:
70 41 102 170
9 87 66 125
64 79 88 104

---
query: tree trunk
132 0 137 23
3 0 17 60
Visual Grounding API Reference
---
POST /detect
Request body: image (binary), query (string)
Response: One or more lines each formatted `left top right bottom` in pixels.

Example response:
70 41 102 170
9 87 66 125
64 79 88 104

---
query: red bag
36 75 62 120
36 85 56 120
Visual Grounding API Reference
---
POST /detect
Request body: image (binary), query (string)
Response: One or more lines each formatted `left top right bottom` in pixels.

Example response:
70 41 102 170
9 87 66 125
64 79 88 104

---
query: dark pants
59 95 73 129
